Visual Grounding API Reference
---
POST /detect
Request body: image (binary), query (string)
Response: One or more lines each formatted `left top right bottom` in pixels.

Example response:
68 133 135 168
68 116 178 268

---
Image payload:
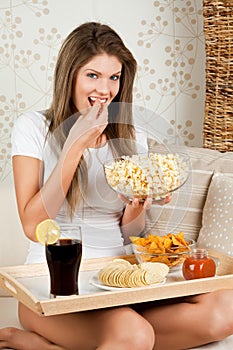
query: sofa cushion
197 173 233 256
0 179 29 269
0 297 22 329
0 178 29 297
146 140 233 241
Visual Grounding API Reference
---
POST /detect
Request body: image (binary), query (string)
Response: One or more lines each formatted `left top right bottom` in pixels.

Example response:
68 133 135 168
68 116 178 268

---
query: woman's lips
88 96 107 106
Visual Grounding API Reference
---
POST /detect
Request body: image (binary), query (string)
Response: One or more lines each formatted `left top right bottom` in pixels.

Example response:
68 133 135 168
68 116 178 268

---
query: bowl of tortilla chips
130 231 195 271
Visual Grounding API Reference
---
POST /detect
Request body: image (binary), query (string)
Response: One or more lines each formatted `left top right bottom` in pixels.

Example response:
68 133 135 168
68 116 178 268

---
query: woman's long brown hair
45 22 137 217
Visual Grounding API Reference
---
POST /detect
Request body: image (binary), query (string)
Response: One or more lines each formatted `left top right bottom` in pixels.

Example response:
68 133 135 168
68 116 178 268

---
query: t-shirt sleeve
11 112 46 160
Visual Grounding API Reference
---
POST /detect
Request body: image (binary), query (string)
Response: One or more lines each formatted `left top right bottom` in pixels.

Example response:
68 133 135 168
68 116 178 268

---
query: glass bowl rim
132 238 196 257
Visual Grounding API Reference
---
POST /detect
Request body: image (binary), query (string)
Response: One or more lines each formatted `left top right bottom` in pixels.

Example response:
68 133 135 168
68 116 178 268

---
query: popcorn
104 153 189 200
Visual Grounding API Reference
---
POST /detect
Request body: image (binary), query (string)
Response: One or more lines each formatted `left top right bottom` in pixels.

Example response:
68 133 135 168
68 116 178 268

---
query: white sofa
0 177 29 331
0 146 233 350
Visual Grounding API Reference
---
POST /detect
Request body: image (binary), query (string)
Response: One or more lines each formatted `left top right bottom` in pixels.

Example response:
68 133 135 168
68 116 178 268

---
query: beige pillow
146 141 233 242
197 173 233 256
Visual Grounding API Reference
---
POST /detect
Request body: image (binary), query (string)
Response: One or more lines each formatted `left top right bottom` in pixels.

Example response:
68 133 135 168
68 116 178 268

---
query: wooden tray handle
0 271 43 315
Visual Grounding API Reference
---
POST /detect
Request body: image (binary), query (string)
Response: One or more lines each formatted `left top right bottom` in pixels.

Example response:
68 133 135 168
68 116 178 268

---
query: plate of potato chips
90 258 169 290
131 232 196 271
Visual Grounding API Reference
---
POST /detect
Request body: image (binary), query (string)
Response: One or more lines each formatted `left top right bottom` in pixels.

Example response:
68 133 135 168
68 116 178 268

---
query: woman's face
73 53 122 113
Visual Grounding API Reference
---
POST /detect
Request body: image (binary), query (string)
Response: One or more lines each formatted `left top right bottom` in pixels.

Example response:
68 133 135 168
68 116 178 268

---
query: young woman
1 22 233 350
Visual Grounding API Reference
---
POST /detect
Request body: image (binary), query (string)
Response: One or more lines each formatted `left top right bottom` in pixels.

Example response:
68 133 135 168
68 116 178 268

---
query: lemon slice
36 219 60 245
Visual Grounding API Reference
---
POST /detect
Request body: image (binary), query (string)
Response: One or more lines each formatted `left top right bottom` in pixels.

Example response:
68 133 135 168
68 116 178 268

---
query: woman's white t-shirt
11 111 148 263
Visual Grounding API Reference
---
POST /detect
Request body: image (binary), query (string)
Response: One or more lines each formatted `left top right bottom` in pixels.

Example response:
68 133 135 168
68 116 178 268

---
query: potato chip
140 262 169 277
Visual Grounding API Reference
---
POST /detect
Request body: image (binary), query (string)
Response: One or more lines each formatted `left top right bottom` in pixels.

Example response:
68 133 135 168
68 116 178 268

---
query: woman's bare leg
0 302 155 350
0 327 65 350
141 289 233 350
4 290 232 350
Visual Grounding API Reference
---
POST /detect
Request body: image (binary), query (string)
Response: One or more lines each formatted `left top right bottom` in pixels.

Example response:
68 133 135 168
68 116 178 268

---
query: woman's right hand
66 101 108 152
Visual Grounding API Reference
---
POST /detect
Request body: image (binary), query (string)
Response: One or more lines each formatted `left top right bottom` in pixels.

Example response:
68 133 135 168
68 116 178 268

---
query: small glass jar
182 248 216 280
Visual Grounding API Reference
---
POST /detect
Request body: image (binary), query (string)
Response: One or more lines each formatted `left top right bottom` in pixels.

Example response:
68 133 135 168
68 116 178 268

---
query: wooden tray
0 250 233 316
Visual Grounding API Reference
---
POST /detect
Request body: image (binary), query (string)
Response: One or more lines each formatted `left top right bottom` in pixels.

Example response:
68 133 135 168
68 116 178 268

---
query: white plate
89 272 166 291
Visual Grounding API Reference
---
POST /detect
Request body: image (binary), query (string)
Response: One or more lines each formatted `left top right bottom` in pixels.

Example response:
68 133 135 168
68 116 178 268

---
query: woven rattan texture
203 0 233 152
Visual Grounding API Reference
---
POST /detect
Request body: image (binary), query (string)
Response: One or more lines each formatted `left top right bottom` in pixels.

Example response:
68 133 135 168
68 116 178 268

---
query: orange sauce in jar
182 248 216 280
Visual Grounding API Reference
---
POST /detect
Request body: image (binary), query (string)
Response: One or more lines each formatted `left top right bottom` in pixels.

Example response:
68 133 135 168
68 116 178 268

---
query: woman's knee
100 307 155 350
126 315 155 350
198 290 233 341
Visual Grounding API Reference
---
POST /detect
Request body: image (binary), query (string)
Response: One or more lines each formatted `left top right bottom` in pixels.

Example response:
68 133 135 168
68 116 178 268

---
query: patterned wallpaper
0 0 205 184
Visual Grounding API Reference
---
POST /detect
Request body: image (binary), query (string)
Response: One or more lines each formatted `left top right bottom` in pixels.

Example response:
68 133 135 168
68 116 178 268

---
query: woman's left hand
118 194 172 210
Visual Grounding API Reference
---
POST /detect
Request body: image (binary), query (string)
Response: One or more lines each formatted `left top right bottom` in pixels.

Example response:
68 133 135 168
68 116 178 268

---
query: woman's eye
88 73 97 79
110 75 120 81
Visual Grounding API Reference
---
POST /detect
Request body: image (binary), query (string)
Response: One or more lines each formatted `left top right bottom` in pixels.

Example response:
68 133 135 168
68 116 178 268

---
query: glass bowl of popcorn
103 152 190 202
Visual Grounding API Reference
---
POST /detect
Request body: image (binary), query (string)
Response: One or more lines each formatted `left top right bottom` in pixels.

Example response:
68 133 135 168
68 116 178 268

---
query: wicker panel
203 0 233 152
